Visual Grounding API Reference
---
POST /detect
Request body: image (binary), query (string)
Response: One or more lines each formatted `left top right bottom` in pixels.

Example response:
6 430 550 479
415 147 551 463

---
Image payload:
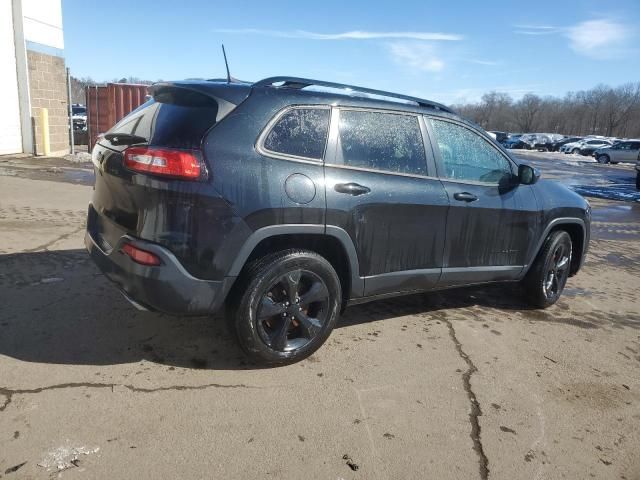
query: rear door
425 116 540 286
324 107 449 297
619 142 640 163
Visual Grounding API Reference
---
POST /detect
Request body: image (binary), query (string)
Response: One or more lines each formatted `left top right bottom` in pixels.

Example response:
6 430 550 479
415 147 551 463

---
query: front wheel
230 249 341 365
523 231 572 308
597 154 610 164
572 148 580 155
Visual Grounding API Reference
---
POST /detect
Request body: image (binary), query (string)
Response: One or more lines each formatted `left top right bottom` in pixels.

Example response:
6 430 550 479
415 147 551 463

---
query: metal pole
66 67 75 155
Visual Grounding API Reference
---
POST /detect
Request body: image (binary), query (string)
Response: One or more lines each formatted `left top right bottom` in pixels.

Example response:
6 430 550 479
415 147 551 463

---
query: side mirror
518 164 540 185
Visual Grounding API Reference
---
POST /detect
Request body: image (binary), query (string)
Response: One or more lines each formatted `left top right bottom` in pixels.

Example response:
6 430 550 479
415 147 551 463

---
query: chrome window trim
324 162 440 181
255 105 332 164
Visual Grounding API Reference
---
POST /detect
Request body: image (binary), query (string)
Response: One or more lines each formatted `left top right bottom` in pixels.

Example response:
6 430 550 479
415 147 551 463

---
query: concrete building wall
1 0 68 156
0 0 23 154
27 50 69 155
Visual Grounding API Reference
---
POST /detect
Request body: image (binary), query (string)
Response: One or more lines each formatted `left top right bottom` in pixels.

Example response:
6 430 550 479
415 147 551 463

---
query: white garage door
0 1 23 155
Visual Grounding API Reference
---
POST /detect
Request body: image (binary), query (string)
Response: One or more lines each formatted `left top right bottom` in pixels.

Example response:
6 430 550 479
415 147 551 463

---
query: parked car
488 131 508 143
561 138 612 155
502 133 523 148
595 140 640 164
504 134 531 149
548 136 583 152
85 76 591 364
636 153 640 190
72 103 87 132
579 139 613 156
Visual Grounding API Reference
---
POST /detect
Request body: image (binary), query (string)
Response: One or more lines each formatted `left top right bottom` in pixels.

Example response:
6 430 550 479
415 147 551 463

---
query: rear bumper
85 228 234 316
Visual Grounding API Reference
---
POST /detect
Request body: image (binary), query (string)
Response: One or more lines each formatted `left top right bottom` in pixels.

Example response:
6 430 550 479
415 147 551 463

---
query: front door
425 116 540 286
324 108 449 297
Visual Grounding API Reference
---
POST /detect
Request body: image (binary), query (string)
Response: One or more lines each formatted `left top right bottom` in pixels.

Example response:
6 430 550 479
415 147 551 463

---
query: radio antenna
222 44 231 83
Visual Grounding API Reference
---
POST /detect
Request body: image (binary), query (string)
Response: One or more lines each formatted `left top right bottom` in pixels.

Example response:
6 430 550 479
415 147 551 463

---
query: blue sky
62 0 639 104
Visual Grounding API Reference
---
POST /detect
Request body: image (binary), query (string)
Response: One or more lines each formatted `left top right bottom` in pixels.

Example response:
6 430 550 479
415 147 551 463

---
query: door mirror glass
518 164 540 185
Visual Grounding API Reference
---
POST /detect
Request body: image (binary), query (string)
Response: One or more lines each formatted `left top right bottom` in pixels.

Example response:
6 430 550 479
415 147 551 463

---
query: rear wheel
523 231 572 308
230 249 341 365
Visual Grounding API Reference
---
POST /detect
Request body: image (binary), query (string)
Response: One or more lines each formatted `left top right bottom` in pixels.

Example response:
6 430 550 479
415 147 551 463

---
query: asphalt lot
0 152 639 479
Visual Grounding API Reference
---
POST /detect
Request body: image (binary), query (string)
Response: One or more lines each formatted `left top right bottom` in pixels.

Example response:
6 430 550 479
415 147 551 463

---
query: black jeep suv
86 77 590 364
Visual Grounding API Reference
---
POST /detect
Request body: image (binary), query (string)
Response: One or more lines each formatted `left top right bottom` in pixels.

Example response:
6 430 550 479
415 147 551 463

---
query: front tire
230 249 341 365
523 231 572 308
597 154 610 164
572 148 580 155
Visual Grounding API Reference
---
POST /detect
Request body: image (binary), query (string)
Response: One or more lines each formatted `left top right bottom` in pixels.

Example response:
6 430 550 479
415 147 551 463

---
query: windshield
72 106 86 115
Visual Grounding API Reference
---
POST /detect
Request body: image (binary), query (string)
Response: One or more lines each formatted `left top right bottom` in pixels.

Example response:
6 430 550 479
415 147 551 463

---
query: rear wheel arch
227 226 362 306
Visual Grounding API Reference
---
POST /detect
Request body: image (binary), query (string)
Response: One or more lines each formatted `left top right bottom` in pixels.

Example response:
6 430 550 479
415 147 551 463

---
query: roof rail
253 76 454 114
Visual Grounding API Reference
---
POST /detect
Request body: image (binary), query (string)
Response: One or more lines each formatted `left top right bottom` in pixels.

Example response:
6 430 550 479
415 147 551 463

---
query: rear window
262 107 330 160
107 91 218 150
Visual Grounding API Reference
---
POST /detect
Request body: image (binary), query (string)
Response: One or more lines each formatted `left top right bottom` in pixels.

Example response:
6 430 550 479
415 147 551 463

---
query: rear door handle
334 183 371 196
453 192 478 202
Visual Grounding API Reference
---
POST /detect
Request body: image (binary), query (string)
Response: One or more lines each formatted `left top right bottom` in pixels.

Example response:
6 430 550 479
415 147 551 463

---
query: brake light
121 243 161 266
123 147 202 180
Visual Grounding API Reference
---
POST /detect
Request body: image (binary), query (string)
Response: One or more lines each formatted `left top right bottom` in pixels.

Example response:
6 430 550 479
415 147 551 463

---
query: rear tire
230 249 341 365
523 231 572 309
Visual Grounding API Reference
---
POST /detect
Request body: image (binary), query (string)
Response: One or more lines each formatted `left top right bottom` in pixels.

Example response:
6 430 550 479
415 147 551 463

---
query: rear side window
429 118 512 183
107 90 218 150
335 110 427 175
262 108 330 160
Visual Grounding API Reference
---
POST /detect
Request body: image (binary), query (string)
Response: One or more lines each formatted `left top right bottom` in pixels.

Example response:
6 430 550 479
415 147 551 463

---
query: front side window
429 118 513 183
335 110 427 175
263 108 330 160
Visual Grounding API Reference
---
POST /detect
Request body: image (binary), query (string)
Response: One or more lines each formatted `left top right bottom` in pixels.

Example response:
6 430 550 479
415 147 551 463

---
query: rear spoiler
149 81 252 121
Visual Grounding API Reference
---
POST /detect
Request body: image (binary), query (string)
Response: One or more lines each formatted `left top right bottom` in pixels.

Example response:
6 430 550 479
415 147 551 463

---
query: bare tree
450 82 640 138
512 94 542 132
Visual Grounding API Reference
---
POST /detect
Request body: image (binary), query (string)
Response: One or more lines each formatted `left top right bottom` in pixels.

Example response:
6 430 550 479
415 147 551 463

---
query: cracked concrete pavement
1 156 639 479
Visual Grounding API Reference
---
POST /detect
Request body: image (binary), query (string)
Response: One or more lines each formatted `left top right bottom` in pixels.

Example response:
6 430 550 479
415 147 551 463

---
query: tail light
121 243 161 266
123 147 203 180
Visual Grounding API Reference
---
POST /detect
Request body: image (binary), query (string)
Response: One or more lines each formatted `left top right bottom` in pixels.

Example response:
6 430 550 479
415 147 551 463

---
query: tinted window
430 119 512 183
263 108 330 160
335 110 427 175
108 96 218 150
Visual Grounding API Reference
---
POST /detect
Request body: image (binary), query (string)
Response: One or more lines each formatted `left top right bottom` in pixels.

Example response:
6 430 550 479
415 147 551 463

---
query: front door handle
334 183 371 196
453 192 478 202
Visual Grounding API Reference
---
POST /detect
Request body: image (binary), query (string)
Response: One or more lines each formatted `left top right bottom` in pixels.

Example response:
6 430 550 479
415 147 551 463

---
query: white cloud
566 19 631 59
465 59 500 66
513 19 634 59
388 42 445 72
214 28 463 42
513 25 561 35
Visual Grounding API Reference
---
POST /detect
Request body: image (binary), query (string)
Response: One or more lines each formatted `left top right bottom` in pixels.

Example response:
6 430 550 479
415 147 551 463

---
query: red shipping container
86 83 149 150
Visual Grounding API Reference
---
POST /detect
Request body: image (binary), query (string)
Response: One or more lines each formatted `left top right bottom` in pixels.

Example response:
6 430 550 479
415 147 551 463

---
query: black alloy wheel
231 249 341 365
524 231 572 308
256 269 330 352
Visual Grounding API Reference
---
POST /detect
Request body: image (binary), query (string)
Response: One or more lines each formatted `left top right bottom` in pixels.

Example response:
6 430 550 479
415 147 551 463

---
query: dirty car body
86 76 591 364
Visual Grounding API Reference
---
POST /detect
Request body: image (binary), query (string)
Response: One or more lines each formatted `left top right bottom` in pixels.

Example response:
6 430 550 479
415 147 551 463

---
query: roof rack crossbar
253 76 454 113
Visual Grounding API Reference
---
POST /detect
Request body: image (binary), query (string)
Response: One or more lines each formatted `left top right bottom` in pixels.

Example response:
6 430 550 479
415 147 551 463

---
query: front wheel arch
525 220 586 278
